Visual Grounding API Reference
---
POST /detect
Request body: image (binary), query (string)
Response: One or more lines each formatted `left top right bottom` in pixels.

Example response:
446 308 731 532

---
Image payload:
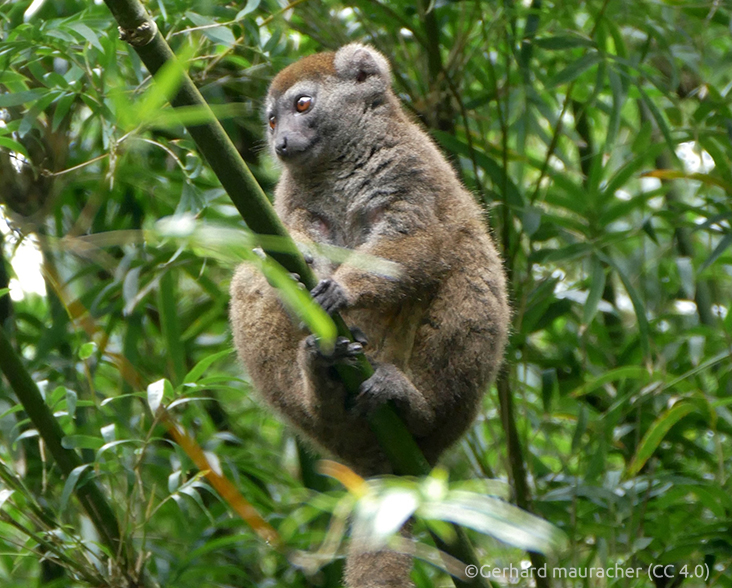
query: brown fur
230 44 510 587
269 52 336 97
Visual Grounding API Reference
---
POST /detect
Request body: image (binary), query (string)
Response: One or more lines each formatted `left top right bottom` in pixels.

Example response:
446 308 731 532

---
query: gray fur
230 43 510 588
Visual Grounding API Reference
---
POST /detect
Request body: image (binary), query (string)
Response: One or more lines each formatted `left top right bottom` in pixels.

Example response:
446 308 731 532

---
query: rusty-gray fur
230 43 510 588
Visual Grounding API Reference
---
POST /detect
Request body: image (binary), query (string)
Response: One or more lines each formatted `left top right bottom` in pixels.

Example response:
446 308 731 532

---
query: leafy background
0 0 730 586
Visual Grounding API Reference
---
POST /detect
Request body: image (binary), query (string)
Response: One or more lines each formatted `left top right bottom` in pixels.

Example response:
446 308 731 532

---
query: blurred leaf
61 435 104 450
571 405 588 453
52 92 76 131
699 233 732 272
0 488 14 509
125 44 197 127
604 66 624 149
186 12 236 47
601 254 651 359
78 341 96 360
643 169 732 194
60 464 91 511
256 253 337 348
534 35 594 50
631 120 653 154
158 269 186 385
603 144 665 198
0 89 46 107
582 256 606 325
236 0 261 20
627 402 698 476
541 368 558 413
638 87 678 158
547 52 602 87
65 389 77 417
419 491 567 556
674 256 695 299
522 206 542 236
0 137 30 158
571 366 652 398
353 488 419 550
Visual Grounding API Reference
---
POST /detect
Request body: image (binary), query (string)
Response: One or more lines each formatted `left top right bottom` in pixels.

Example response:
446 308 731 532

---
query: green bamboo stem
0 326 129 572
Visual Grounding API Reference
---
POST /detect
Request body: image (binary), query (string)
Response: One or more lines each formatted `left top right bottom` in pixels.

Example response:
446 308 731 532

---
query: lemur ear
334 44 391 84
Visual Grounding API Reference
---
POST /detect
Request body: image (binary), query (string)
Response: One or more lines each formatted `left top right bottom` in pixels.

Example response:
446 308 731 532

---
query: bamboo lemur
230 43 510 588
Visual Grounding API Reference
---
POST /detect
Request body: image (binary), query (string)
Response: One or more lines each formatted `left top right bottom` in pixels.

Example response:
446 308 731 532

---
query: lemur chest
302 206 386 249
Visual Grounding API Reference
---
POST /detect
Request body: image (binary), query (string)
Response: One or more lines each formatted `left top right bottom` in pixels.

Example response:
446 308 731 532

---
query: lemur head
264 44 394 167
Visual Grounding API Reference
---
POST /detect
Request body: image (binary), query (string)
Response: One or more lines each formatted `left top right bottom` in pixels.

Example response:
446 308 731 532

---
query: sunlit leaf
147 379 172 414
236 0 261 19
419 492 567 556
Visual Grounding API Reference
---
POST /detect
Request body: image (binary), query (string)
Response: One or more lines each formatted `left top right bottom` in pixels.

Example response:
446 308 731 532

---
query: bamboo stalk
0 326 134 579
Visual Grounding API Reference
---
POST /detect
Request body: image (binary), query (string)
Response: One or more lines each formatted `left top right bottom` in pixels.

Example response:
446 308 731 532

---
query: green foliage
0 1 731 587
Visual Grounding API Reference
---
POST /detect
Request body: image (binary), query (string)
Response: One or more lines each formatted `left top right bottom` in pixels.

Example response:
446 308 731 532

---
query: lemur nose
275 135 288 156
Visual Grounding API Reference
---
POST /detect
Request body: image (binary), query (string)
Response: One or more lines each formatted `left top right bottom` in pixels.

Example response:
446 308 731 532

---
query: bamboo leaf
419 492 567 556
602 144 666 198
582 256 606 325
61 435 104 450
0 89 46 107
643 169 732 195
638 86 678 160
60 464 91 511
184 349 234 384
547 52 602 87
571 366 652 398
158 270 186 385
534 35 594 50
0 488 14 509
627 403 698 476
0 137 30 158
700 233 732 272
235 0 261 19
147 379 171 414
600 255 651 359
67 22 104 51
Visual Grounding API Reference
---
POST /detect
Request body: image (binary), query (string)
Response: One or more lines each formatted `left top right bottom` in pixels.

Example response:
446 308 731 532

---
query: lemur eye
268 115 276 130
295 96 312 113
